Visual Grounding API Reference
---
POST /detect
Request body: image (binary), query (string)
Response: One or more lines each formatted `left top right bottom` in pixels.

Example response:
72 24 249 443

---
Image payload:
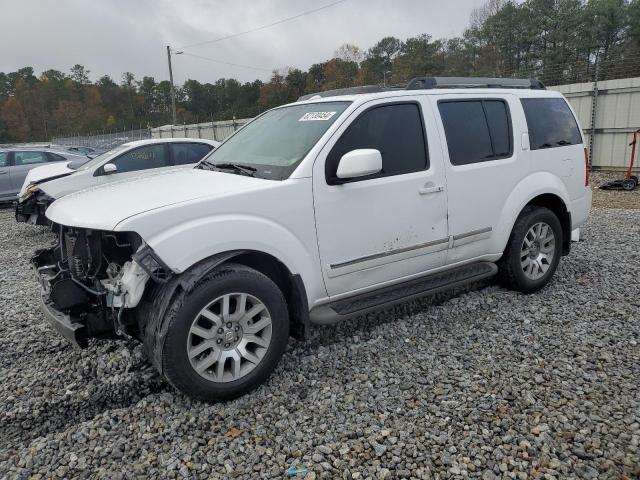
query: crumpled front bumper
32 255 88 348
37 292 87 348
15 195 52 226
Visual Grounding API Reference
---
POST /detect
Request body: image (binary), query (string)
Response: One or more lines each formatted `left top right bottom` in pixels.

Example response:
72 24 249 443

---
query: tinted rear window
521 98 582 150
438 99 512 165
47 152 67 162
171 143 213 166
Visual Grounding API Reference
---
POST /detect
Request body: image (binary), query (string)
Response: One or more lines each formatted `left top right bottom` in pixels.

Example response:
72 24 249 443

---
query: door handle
419 184 444 195
0 171 7 175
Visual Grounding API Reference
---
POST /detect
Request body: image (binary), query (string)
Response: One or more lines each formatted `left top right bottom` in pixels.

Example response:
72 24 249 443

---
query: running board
310 262 498 325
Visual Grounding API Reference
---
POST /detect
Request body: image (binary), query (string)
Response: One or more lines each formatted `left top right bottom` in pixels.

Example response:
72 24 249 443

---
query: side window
438 99 512 166
109 145 168 174
0 152 7 167
521 98 582 150
326 103 428 182
14 151 48 166
47 152 67 162
171 143 213 166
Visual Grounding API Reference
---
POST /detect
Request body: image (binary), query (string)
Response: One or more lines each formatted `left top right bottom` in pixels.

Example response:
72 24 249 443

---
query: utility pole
383 70 392 87
167 45 178 125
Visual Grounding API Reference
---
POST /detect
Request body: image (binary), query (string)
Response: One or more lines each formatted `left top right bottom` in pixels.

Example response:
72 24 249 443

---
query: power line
177 0 349 50
178 52 273 72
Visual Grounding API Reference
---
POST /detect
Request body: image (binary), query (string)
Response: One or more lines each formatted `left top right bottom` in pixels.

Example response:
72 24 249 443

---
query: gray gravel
0 206 638 479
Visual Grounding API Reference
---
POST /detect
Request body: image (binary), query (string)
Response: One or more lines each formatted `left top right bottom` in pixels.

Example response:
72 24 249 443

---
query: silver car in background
16 138 220 225
0 148 87 203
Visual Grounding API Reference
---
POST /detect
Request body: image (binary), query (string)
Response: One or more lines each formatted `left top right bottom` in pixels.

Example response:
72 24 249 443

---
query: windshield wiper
198 161 257 177
215 163 257 175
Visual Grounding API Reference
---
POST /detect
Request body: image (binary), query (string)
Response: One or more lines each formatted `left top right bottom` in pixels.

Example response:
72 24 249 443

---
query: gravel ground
0 206 638 480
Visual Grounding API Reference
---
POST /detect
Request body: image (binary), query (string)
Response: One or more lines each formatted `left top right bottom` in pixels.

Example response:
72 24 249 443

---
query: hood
45 168 274 230
18 162 74 198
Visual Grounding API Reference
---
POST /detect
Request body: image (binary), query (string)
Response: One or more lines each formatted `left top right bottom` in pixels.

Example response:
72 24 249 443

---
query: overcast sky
1 0 488 85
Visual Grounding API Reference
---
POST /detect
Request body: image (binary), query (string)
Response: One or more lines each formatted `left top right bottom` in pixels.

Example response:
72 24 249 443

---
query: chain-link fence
51 128 151 151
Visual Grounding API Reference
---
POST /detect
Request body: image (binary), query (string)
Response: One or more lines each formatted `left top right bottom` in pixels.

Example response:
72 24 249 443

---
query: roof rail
406 76 546 90
297 85 399 101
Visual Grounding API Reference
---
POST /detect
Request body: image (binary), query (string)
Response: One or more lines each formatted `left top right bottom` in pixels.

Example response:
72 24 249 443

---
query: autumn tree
1 0 639 143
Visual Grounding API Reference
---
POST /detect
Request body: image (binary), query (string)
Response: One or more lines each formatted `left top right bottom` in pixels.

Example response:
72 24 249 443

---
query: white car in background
16 138 220 224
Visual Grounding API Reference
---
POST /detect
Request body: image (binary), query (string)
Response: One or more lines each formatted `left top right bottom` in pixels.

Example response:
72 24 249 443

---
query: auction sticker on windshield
299 111 337 121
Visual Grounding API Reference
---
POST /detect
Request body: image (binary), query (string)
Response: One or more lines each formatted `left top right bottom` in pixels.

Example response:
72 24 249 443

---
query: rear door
433 93 529 263
169 142 214 167
0 152 12 199
10 151 51 193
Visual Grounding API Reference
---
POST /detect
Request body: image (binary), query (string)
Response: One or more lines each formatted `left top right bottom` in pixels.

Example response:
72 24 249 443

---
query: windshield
201 101 351 179
73 144 129 171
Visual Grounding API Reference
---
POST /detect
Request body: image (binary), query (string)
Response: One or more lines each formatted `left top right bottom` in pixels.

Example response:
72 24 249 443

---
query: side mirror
336 149 382 180
103 163 117 175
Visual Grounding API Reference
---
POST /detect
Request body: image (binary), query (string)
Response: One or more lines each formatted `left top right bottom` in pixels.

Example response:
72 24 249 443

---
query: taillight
584 147 590 186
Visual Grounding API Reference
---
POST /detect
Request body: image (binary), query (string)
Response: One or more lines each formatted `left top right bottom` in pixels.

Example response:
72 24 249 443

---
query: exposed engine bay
32 226 172 346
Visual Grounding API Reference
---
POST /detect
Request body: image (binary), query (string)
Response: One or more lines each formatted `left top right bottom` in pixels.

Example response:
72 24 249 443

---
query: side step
310 261 498 325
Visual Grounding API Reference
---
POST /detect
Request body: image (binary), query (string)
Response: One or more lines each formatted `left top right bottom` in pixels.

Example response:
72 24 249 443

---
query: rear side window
171 143 213 166
521 98 582 150
326 103 428 182
47 152 67 162
109 144 169 174
0 152 7 167
14 151 48 166
438 99 513 166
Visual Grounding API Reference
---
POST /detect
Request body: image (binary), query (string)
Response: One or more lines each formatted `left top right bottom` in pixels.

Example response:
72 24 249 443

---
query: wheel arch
496 173 572 257
221 250 310 340
523 193 571 255
139 248 310 373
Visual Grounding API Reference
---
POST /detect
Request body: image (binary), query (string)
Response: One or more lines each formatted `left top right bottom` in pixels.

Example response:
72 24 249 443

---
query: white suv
32 77 592 402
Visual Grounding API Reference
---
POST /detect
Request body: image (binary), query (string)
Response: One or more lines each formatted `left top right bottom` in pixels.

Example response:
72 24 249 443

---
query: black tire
152 263 289 402
497 206 563 294
622 178 636 191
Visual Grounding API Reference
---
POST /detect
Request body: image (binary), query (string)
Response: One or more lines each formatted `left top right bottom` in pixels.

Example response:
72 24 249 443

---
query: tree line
1 0 639 143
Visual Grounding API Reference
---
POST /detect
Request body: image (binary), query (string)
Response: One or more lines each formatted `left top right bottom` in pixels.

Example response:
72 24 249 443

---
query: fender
124 213 325 305
492 171 571 254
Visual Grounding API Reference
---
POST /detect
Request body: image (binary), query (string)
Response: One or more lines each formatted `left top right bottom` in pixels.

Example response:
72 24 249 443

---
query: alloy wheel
187 293 273 382
520 222 556 280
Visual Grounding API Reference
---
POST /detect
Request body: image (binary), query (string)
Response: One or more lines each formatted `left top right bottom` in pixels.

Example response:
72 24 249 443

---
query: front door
94 144 171 186
313 99 448 297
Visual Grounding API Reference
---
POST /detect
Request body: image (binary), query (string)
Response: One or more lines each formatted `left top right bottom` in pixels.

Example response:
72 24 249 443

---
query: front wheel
498 206 562 293
150 264 289 402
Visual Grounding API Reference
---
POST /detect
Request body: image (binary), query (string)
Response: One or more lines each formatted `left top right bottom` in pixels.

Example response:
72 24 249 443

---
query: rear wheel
498 207 562 293
622 178 637 191
153 264 289 402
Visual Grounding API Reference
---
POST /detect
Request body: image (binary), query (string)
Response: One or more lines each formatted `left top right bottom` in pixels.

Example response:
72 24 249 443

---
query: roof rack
297 85 399 101
406 76 546 90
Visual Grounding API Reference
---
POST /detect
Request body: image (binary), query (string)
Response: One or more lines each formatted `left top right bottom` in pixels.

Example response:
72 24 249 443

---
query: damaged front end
15 191 55 226
32 226 172 347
